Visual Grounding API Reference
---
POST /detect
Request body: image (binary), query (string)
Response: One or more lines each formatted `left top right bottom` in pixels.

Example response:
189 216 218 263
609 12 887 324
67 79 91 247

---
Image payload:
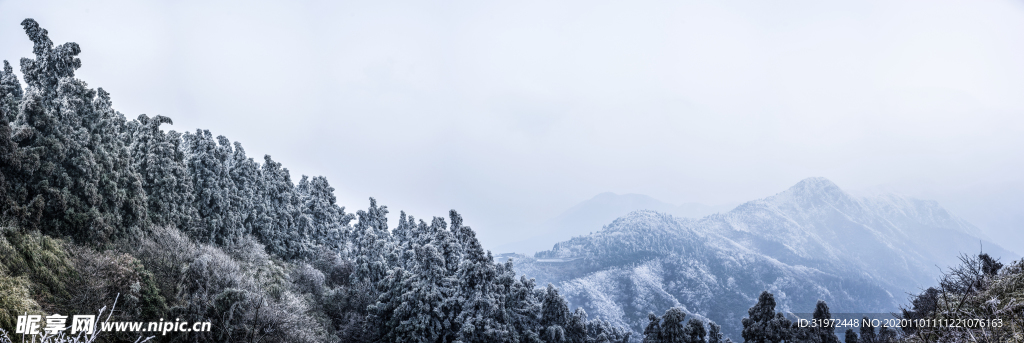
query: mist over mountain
510 177 1017 340
497 192 736 254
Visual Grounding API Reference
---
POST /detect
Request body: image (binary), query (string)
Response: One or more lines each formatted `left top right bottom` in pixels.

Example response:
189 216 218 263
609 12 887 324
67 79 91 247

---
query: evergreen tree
859 316 875 343
129 114 196 229
707 322 722 343
0 60 25 219
256 155 303 257
11 19 147 241
741 291 792 343
643 313 663 343
182 130 236 244
0 60 21 123
844 329 858 343
352 198 390 283
876 325 894 343
682 318 706 343
566 308 588 343
660 307 687 343
541 284 572 343
811 300 840 343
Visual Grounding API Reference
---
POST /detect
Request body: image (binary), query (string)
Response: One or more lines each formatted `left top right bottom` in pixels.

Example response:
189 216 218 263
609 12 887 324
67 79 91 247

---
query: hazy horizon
2 0 1022 255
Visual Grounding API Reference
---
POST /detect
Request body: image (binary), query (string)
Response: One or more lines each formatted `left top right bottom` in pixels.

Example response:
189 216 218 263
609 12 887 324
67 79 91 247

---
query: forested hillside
515 178 1018 340
0 19 637 343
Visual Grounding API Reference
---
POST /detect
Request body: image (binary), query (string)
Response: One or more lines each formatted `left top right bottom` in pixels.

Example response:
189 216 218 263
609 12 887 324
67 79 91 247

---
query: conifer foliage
0 19 632 343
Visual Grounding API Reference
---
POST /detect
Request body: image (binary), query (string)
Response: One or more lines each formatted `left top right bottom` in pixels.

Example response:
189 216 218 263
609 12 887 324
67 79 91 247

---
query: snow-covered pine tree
541 284 571 342
844 329 858 343
0 60 21 122
296 174 354 252
660 307 687 343
643 313 663 343
129 114 196 229
859 316 875 343
257 155 303 257
0 60 24 218
227 142 261 238
682 318 706 343
741 291 792 343
707 322 723 343
352 198 390 283
182 130 237 244
810 300 840 343
567 308 588 343
12 19 147 241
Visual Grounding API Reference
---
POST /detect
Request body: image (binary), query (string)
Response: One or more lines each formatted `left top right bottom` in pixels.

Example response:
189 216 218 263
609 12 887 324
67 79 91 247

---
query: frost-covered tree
0 60 21 122
707 322 722 343
643 313 663 343
741 291 792 343
682 318 706 343
810 300 840 343
0 18 638 343
256 155 303 257
660 307 687 343
858 316 875 343
541 284 571 343
129 114 196 229
352 198 390 283
10 19 147 241
0 60 24 217
295 174 354 253
844 329 858 343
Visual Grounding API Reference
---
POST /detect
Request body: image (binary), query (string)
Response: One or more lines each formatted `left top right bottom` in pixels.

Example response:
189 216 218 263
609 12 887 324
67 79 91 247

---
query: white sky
2 0 1023 253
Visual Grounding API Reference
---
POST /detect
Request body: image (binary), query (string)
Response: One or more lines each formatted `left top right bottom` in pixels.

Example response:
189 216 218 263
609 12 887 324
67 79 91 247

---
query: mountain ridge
513 177 1017 340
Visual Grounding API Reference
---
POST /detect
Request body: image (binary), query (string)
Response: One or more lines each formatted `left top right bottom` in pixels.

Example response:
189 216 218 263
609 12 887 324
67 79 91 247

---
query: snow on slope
513 177 1017 341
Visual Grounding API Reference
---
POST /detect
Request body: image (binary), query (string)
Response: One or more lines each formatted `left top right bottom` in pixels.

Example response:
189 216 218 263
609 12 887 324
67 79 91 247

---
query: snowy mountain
511 177 1018 341
496 192 736 254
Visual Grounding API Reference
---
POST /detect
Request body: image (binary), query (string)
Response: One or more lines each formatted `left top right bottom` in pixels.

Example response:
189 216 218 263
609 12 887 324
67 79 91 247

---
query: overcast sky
2 0 1023 253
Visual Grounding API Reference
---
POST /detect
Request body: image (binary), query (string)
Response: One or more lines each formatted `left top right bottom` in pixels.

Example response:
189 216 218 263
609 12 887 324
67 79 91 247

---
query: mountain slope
512 177 1017 340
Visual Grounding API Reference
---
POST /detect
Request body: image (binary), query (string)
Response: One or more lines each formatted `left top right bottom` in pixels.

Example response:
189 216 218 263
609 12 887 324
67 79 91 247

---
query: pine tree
0 60 21 122
256 155 302 257
859 316 875 343
129 114 196 229
566 308 588 343
741 291 791 343
0 60 25 219
643 313 663 343
844 329 858 343
660 307 687 343
541 284 571 343
181 130 232 243
876 325 894 343
811 300 840 343
682 318 706 343
11 19 147 241
706 322 722 343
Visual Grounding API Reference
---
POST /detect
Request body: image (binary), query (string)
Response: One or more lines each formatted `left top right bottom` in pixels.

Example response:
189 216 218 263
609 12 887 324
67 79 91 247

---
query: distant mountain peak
770 177 850 206
789 177 842 193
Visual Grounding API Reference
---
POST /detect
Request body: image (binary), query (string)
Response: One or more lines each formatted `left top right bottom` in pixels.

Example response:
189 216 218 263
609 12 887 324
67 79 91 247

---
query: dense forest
1 19 1022 343
0 19 639 343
